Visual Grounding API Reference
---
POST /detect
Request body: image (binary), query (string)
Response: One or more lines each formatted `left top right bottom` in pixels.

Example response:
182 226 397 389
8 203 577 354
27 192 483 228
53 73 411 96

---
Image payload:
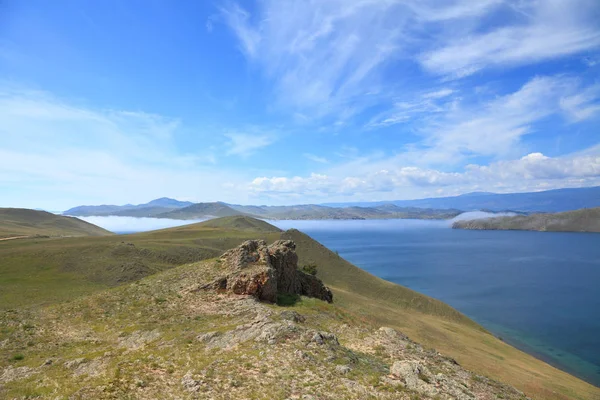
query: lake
83 215 600 387
269 219 600 387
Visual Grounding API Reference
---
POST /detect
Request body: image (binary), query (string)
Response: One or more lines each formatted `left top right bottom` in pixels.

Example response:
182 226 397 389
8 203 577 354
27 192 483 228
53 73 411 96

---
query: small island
452 207 600 233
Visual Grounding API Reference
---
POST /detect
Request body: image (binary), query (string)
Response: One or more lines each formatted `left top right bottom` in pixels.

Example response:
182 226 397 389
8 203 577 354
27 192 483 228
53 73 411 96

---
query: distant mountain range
61 186 600 220
63 197 194 217
323 186 600 213
63 199 461 220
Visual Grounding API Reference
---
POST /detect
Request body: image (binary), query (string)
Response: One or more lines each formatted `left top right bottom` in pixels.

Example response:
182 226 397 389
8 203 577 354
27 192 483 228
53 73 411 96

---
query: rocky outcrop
205 240 333 303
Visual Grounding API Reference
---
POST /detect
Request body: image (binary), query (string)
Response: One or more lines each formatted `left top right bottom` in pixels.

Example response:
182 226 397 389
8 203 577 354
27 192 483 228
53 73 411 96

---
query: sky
1 0 600 210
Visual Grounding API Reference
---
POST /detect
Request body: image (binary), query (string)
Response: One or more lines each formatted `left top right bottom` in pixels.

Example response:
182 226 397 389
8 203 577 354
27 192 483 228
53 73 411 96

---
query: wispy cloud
0 87 247 209
221 0 600 123
368 75 600 165
419 1 600 78
303 153 329 164
224 132 276 157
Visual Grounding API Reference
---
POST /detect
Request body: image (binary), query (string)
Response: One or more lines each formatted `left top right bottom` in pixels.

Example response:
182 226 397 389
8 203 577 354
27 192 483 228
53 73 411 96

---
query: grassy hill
157 202 251 219
63 197 193 217
0 208 113 238
453 207 600 232
0 216 597 399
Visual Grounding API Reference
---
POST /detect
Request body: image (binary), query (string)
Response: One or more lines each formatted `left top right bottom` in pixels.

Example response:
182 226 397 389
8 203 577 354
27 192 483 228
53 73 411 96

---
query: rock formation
205 240 333 303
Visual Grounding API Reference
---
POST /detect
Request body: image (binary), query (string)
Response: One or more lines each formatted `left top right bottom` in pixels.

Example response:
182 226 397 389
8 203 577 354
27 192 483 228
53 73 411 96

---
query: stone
206 240 333 303
181 371 201 392
280 310 306 323
335 365 351 374
390 360 438 396
0 366 35 383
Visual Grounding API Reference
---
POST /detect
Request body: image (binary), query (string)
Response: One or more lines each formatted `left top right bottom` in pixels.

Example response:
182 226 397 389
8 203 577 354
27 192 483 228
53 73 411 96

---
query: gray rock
390 360 438 396
181 371 201 392
335 365 351 375
280 310 306 323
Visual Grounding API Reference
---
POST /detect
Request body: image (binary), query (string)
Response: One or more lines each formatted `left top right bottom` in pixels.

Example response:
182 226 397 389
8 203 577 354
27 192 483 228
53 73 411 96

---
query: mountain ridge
323 186 600 212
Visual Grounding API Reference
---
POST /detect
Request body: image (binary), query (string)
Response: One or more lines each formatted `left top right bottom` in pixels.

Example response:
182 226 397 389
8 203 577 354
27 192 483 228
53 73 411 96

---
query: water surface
270 219 600 387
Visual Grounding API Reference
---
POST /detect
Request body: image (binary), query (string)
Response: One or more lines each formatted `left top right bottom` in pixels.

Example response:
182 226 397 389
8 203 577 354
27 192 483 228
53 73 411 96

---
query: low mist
269 218 449 232
76 216 209 234
450 211 517 223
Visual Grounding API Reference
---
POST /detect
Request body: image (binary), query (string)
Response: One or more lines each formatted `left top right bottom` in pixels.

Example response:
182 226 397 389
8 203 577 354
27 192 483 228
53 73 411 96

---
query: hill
199 215 282 232
0 216 597 399
324 186 600 213
157 202 251 219
453 207 600 233
62 197 193 217
0 208 113 238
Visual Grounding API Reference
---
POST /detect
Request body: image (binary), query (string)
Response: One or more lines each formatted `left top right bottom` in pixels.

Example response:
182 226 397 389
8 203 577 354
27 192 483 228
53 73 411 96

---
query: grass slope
453 207 600 233
157 202 252 219
0 216 597 399
0 208 113 238
0 217 281 309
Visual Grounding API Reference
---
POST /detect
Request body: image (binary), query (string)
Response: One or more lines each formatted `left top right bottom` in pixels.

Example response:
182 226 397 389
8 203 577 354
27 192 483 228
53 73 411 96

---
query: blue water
271 219 600 387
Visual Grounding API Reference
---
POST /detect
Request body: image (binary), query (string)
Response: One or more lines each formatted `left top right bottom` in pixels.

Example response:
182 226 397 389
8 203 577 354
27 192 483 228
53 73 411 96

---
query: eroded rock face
210 240 333 303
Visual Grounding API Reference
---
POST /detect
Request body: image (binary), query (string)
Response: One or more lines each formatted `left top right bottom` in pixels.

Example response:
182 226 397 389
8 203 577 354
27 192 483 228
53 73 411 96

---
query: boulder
211 240 333 303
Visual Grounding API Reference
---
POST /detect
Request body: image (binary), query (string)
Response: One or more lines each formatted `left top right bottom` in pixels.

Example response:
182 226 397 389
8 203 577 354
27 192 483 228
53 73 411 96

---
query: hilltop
157 202 250 219
63 197 193 217
453 207 600 233
0 208 113 238
0 216 597 399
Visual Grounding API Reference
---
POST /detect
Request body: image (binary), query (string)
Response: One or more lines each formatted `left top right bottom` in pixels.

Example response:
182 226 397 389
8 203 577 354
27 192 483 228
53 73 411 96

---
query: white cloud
224 132 276 157
220 3 261 57
422 88 455 99
368 75 600 165
0 87 248 210
247 150 600 199
221 0 600 122
559 83 600 122
419 0 600 78
303 153 329 164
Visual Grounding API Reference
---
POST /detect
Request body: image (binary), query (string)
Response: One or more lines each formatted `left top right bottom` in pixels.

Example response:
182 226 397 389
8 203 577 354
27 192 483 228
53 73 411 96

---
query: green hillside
0 216 597 399
0 208 113 239
157 202 251 219
453 207 600 232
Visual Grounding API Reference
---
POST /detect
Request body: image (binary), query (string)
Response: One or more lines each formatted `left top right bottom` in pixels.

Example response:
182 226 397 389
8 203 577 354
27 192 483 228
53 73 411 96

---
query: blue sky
1 0 600 210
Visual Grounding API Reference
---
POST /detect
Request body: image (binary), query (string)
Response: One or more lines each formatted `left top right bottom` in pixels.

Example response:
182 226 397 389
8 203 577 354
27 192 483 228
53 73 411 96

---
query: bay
270 219 600 387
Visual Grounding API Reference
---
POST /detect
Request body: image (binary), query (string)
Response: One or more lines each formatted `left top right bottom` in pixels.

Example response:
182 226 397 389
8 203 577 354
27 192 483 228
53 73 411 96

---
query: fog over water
77 211 513 234
76 211 515 234
77 216 208 233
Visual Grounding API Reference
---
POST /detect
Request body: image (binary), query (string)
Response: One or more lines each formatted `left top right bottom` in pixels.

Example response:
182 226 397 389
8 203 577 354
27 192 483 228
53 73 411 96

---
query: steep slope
453 207 600 233
157 202 252 219
281 229 600 400
0 208 113 238
0 216 597 399
0 254 528 400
